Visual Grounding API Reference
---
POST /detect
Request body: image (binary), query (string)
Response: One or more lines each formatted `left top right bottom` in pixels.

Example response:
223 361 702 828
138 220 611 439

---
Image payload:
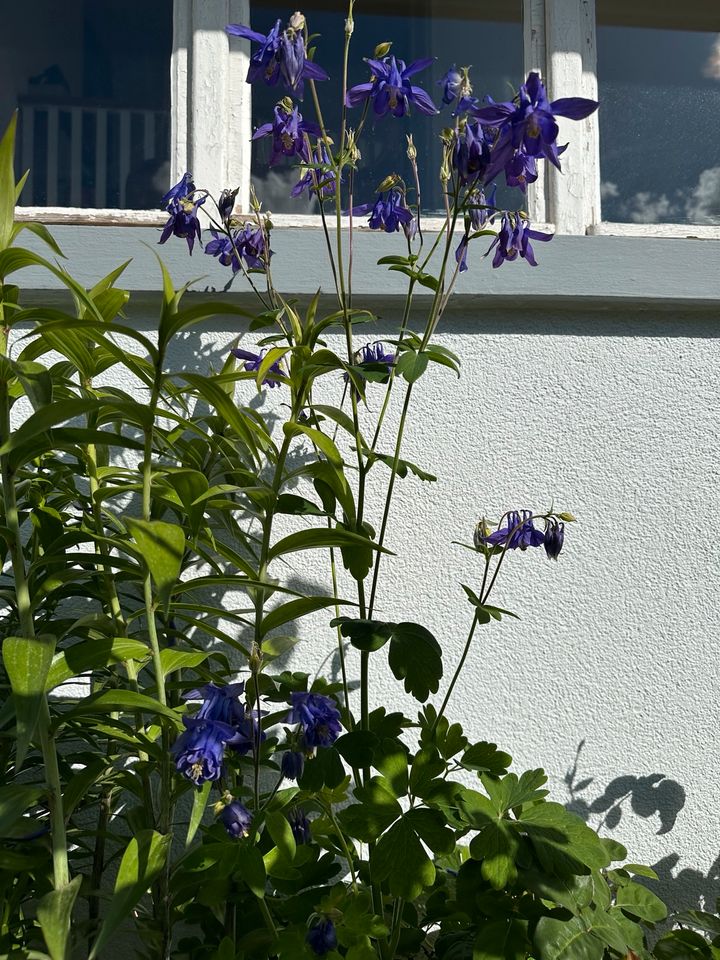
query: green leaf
372 817 435 900
284 420 343 467
159 647 210 677
674 910 720 938
36 875 82 960
89 830 171 959
387 622 442 702
335 731 379 768
395 350 429 384
63 690 180 724
473 919 529 960
461 742 512 776
519 802 611 877
0 784 45 836
275 493 327 516
404 808 455 855
265 810 297 862
187 781 211 847
339 777 402 842
2 633 55 769
261 596 346 638
615 881 667 922
256 346 289 390
125 518 185 610
268 527 390 564
331 617 394 652
534 916 605 960
46 637 149 690
654 930 713 960
236 843 267 898
0 114 17 252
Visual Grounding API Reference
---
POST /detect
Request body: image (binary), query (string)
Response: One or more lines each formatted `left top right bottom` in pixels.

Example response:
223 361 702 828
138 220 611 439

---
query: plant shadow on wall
565 740 720 915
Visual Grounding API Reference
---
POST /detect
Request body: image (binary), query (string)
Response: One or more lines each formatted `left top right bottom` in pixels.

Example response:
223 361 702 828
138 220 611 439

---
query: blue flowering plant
0 6 679 960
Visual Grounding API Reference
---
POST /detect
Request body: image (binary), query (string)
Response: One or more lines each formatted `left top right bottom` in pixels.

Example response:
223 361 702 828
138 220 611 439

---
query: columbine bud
281 750 305 781
406 134 417 161
345 15 354 37
249 184 262 214
474 518 491 550
373 41 392 58
376 173 400 193
346 129 360 163
219 799 252 839
556 511 576 522
218 187 238 221
544 519 565 560
249 641 263 675
289 11 305 31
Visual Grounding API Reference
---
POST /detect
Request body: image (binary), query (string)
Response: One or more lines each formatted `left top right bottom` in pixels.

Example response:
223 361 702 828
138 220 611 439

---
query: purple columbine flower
218 187 239 221
291 142 339 200
352 188 415 235
503 150 539 193
306 919 337 956
438 64 463 105
346 54 438 117
231 347 284 387
281 750 305 781
544 519 565 560
488 214 553 268
344 341 395 384
171 717 235 784
186 682 246 726
289 807 312 844
161 171 195 207
226 15 328 98
288 692 342 752
159 196 206 254
468 184 497 231
452 119 491 186
227 704 266 756
252 100 322 167
476 510 545 551
473 71 598 174
220 799 253 839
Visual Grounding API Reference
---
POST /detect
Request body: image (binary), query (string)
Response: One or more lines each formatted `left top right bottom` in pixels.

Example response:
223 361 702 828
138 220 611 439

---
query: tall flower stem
0 300 69 892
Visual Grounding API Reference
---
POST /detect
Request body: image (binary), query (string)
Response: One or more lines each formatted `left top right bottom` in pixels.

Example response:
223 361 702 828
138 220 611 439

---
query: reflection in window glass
250 1 522 214
598 5 720 224
2 0 172 209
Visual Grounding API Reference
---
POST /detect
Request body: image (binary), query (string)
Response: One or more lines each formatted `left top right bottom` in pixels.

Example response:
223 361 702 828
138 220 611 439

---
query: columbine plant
0 6 678 960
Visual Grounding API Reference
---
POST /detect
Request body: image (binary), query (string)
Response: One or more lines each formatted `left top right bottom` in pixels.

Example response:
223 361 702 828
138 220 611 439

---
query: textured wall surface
19 226 720 917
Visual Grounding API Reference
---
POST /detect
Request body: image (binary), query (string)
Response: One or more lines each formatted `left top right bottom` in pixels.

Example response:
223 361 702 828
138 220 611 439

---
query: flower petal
409 85 439 115
403 56 435 78
225 23 267 44
550 96 599 120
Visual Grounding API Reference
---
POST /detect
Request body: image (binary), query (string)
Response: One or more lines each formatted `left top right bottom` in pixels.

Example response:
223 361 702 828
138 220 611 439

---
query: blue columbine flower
289 807 312 844
288 692 342 752
352 188 415 235
291 142 339 200
477 510 545 551
488 214 553 268
544 519 565 560
468 184 497 231
220 799 253 838
161 171 195 207
344 341 395 384
171 717 235 784
281 750 305 781
231 347 284 387
306 918 337 956
226 15 328 98
252 100 322 167
207 225 271 273
474 71 598 174
186 682 246 726
438 64 463 105
346 54 438 117
159 196 206 254
455 234 469 273
452 119 490 186
227 704 266 755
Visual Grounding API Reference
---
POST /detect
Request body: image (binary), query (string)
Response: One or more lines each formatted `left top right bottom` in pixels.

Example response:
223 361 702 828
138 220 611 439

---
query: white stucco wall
17 226 720 922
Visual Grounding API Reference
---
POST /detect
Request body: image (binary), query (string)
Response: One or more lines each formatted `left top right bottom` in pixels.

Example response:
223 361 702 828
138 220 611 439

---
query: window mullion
544 0 600 234
524 0 549 224
171 0 192 187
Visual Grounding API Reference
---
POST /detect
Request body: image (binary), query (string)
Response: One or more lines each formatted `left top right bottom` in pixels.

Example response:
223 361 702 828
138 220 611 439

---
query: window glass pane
2 0 172 209
251 1 523 214
597 2 720 224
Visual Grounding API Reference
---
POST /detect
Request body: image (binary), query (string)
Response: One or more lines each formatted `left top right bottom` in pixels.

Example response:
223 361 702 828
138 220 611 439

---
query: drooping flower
220 799 253 838
306 918 337 956
544 519 565 560
207 224 271 273
476 510 545 551
288 807 312 844
473 71 598 173
291 142 339 200
227 704 266 756
252 100 322 167
503 150 538 192
159 196 206 254
455 234 469 273
218 187 239 221
438 64 463 105
488 214 553 268
171 717 235 784
231 347 284 387
225 16 328 97
452 119 491 186
161 171 195 207
346 55 438 117
281 750 305 781
288 691 342 752
344 341 395 384
468 184 497 231
352 188 415 235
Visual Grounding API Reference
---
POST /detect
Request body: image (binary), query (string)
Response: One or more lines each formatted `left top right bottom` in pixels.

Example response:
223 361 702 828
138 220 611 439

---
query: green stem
433 613 480 730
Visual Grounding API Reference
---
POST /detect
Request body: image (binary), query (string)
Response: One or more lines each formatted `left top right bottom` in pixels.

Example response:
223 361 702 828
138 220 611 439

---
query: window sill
588 222 720 241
